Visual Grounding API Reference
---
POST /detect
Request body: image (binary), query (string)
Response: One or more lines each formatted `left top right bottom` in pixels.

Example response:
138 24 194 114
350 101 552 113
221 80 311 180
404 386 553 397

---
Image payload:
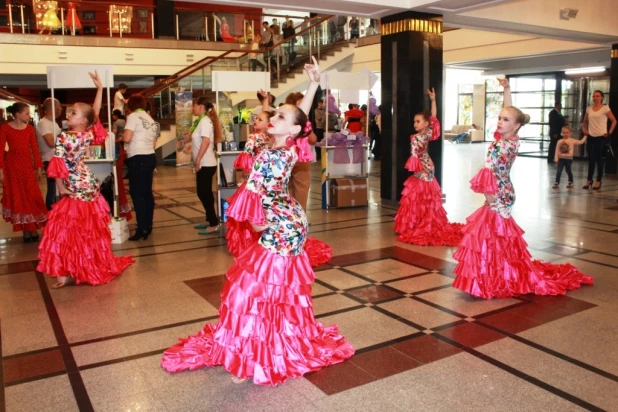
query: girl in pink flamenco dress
37 72 134 288
394 88 463 246
162 58 353 386
227 91 332 267
452 78 593 299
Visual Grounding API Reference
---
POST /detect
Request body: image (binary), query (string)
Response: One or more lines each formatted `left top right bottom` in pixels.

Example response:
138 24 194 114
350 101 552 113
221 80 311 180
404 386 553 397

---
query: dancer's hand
484 194 496 204
89 71 103 89
57 185 71 197
497 78 510 89
304 56 321 83
257 89 269 99
427 88 436 101
36 167 42 181
251 223 270 232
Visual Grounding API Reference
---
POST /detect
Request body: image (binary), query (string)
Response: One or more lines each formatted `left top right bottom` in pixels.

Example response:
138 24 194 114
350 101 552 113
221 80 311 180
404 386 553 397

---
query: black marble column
380 12 443 202
607 45 618 174
155 0 175 39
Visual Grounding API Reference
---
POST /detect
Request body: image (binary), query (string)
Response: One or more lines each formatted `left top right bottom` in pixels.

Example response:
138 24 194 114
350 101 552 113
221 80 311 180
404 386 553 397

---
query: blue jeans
555 158 573 184
454 132 468 143
43 161 56 210
586 136 605 182
127 154 156 233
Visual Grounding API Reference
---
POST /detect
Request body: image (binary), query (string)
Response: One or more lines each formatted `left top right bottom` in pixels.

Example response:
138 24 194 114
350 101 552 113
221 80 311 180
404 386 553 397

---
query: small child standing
553 126 587 189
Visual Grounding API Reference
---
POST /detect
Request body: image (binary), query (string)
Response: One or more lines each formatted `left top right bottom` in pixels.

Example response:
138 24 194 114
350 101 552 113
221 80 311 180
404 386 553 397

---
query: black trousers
547 136 559 163
43 161 57 211
315 128 324 160
586 136 605 182
127 154 156 233
196 166 219 226
250 58 265 71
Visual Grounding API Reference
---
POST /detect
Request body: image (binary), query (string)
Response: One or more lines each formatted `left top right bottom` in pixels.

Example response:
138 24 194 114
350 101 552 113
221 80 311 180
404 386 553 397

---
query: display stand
320 70 373 209
212 71 270 219
46 65 118 216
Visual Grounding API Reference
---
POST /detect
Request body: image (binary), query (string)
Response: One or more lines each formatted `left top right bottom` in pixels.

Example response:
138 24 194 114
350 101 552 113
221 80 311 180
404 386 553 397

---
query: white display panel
212 71 270 92
320 70 371 90
46 65 114 89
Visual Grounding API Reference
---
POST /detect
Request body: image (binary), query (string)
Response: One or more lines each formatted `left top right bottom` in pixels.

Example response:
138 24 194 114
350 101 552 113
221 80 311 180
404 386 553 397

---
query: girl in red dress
161 58 353 386
452 79 593 298
37 72 134 288
0 103 47 242
394 88 463 246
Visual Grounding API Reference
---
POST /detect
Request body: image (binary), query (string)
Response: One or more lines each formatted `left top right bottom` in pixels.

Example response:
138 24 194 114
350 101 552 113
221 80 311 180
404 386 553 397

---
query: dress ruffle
46 156 69 179
161 243 354 386
452 205 593 299
470 167 498 194
394 176 463 246
304 237 333 267
233 152 253 173
37 195 134 285
404 156 422 172
227 189 266 225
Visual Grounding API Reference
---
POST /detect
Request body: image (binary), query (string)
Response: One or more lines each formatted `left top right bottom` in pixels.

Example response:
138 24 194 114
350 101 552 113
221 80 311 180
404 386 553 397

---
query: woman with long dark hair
0 102 47 242
190 96 223 234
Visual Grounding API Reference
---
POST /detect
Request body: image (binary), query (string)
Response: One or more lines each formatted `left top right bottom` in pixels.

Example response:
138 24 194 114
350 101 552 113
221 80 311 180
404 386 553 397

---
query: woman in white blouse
581 90 617 190
123 95 158 240
190 97 222 234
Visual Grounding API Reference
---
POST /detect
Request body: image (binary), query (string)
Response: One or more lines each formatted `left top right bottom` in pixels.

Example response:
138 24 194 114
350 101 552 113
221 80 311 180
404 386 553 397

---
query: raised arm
427 88 437 117
89 71 103 116
299 56 320 115
258 89 270 112
498 78 512 107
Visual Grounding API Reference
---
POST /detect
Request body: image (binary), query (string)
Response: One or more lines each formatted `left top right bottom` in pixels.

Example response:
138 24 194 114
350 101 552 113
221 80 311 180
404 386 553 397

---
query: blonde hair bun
522 113 530 125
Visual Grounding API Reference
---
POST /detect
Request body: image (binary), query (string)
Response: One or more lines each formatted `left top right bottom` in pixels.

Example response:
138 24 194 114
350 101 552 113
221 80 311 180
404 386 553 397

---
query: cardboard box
330 178 368 208
109 217 129 244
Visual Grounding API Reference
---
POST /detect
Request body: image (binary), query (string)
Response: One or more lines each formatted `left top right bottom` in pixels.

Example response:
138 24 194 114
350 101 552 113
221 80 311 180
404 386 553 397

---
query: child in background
553 126 587 189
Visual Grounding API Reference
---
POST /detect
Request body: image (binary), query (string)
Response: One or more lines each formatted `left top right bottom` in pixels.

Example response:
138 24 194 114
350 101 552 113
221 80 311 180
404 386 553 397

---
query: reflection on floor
1 143 618 411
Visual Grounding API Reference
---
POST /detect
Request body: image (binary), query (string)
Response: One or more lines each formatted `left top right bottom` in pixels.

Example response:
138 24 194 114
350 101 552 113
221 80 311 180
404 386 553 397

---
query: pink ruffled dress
227 133 332 267
393 117 463 246
452 133 593 299
36 129 134 285
162 144 353 386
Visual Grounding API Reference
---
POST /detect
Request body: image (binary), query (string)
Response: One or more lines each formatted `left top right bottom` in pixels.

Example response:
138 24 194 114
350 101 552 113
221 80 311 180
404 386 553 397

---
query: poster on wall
175 91 193 166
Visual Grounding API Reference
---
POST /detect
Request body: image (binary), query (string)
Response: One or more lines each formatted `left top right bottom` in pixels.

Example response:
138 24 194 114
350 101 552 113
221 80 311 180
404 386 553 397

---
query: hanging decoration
33 0 62 31
110 5 132 34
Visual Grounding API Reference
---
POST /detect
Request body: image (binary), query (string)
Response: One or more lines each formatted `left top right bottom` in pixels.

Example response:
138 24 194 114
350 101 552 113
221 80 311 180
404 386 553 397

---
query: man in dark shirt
548 102 565 163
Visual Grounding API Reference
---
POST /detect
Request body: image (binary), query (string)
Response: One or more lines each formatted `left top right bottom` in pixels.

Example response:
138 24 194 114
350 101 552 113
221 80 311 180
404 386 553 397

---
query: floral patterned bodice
484 137 519 218
247 146 308 256
409 131 434 182
54 130 100 201
245 133 270 158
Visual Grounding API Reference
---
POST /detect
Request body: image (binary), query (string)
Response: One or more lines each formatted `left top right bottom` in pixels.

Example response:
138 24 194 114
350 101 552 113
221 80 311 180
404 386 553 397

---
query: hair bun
523 113 531 125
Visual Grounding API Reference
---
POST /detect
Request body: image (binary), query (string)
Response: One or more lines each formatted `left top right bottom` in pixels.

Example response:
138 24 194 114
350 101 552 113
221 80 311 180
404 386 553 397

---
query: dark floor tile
351 347 421 379
4 349 65 384
479 310 546 334
330 249 390 266
384 247 454 271
502 303 572 325
304 360 377 395
185 275 227 308
347 285 403 303
391 335 462 364
0 261 36 276
516 295 597 314
542 245 587 256
437 322 505 349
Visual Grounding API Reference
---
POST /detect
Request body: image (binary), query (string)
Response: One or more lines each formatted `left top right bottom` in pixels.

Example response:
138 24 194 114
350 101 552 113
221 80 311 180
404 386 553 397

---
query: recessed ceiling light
564 66 606 75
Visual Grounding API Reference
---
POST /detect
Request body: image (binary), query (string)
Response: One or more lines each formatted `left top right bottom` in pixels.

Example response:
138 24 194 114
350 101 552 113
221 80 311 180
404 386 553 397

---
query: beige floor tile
416 287 521 317
81 360 154 405
379 298 460 329
311 282 334 296
478 337 618 411
316 269 371 290
1 310 58 356
318 307 418 350
313 294 361 316
5 375 78 412
388 273 453 293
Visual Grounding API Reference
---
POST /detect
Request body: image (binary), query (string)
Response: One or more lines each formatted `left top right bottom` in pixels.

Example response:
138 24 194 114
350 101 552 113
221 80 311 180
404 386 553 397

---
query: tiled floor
1 142 618 411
